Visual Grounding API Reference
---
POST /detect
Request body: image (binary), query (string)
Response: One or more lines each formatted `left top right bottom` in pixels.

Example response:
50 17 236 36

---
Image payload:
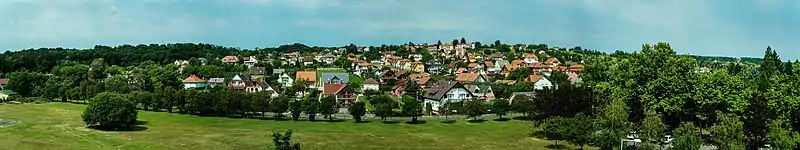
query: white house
182 75 207 89
243 56 259 68
277 73 294 87
422 81 474 112
523 53 539 64
362 78 380 92
528 75 553 90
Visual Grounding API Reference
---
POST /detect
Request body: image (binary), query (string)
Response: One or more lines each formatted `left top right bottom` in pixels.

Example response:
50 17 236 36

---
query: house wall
534 78 553 90
183 82 206 89
425 87 472 111
362 84 379 91
278 74 294 87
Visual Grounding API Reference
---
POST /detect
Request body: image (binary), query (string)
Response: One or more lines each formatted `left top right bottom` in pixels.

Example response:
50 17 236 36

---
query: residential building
272 69 285 76
320 72 349 87
422 81 474 111
466 85 495 101
322 84 357 106
567 72 582 84
277 73 294 87
528 75 553 90
354 61 372 76
207 78 225 88
245 80 280 97
410 61 425 73
523 53 539 64
249 67 266 79
425 61 444 74
362 78 380 92
302 57 315 66
228 74 248 90
455 73 486 83
322 53 336 64
0 90 17 100
243 56 259 68
182 75 207 89
495 80 517 85
0 78 7 90
295 71 317 89
569 64 584 72
222 56 239 64
544 58 561 67
380 70 408 83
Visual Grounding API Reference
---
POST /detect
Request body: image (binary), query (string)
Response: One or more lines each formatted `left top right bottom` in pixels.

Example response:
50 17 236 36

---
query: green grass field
0 103 589 150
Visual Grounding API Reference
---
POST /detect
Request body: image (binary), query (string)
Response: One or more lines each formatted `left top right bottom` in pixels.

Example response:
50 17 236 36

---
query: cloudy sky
0 0 798 59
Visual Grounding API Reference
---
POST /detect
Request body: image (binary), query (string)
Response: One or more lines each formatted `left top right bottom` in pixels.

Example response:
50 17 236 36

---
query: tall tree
319 96 338 121
348 101 367 122
745 46 780 147
401 96 423 123
464 99 487 120
460 38 466 45
491 99 511 119
672 122 703 150
89 58 107 80
270 96 290 118
710 112 746 149
253 91 271 117
289 100 303 121
640 110 666 146
301 96 320 121
594 95 630 149
768 119 798 149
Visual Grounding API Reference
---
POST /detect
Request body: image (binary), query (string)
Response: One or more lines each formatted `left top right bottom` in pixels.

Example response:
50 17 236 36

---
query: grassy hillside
0 103 591 150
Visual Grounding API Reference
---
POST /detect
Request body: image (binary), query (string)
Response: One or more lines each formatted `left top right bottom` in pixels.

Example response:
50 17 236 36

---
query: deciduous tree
348 101 367 122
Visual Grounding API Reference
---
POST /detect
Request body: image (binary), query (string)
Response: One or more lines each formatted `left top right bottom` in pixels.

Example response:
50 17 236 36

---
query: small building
0 78 8 90
245 81 280 97
243 56 259 68
320 72 349 87
182 75 207 89
207 78 226 88
466 85 495 101
272 69 285 76
249 67 266 79
222 56 240 64
528 75 553 90
322 84 357 106
277 73 294 87
228 74 248 90
295 71 317 88
455 73 486 83
362 78 380 92
422 81 474 111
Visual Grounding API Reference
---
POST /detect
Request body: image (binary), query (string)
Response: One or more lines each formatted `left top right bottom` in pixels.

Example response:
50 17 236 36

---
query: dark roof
423 81 467 100
250 67 266 75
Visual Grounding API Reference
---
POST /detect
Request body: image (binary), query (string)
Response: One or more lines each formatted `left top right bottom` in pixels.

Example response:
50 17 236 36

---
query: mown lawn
0 103 591 150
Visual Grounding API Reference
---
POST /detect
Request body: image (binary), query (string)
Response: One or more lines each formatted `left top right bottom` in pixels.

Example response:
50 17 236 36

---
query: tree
436 40 442 49
89 58 107 80
253 91 272 117
640 110 666 147
128 91 155 110
562 114 597 150
318 96 338 121
6 71 49 97
104 75 133 94
438 100 451 121
290 100 303 121
401 96 423 123
270 96 290 118
82 92 138 129
460 37 466 45
541 116 567 147
372 95 396 122
272 130 301 150
709 112 745 149
491 99 510 119
768 119 797 149
506 68 532 81
510 95 535 116
672 122 703 150
594 95 630 149
745 46 780 147
348 101 367 122
464 99 487 120
301 96 320 121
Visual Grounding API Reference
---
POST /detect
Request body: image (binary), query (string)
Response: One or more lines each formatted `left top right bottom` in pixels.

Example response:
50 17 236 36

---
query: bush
82 92 138 129
20 97 49 103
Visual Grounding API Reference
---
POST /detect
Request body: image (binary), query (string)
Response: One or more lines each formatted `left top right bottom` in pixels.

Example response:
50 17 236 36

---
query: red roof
545 58 560 64
364 78 380 85
569 64 585 69
417 76 432 85
456 73 482 82
222 56 239 63
511 60 526 66
0 78 8 85
296 71 316 82
323 84 348 94
183 75 206 83
528 75 544 82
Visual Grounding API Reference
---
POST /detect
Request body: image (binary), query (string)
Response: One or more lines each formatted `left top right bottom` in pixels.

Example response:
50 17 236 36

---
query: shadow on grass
354 120 372 123
88 125 148 132
545 144 568 150
467 119 487 123
382 120 400 124
529 130 549 139
512 116 534 121
493 118 511 122
405 120 427 124
135 121 148 125
441 120 457 124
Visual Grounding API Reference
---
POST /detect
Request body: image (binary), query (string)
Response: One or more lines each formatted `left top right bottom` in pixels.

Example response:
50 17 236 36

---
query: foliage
640 110 666 144
464 100 487 120
128 91 155 110
672 122 702 150
348 101 367 122
593 95 630 149
768 119 797 150
301 97 320 121
7 71 49 96
709 112 745 149
490 99 510 119
269 96 290 118
290 100 303 121
318 96 338 120
82 92 138 129
272 130 301 150
506 68 532 81
510 95 535 116
371 95 397 122
401 96 423 123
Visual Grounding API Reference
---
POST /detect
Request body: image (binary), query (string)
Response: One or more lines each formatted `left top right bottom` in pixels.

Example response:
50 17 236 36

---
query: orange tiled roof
456 73 481 82
296 71 316 82
183 75 206 83
528 75 544 82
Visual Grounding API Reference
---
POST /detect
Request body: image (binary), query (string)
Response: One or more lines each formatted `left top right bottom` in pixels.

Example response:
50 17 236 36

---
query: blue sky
0 0 798 59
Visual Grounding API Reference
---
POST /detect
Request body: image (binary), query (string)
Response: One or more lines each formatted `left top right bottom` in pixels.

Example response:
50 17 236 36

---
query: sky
0 0 798 59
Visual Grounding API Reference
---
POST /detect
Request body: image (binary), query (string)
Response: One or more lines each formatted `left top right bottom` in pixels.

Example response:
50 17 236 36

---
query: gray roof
273 69 285 74
250 67 266 75
423 81 469 100
495 60 510 67
208 78 225 83
320 73 349 84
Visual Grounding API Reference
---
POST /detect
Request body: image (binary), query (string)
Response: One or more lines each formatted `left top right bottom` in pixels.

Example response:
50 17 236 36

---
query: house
362 78 380 92
569 64 584 72
302 57 315 66
425 61 444 74
249 67 266 79
381 70 408 83
245 80 280 97
422 81 474 111
466 85 495 101
277 73 294 87
410 61 425 73
0 90 18 100
494 60 510 74
182 75 207 89
272 69 285 76
207 78 225 88
322 53 336 64
567 72 582 84
495 80 517 85
228 74 248 90
392 79 408 97
408 74 435 89
488 53 505 60
483 61 497 74
222 56 239 64
455 73 486 83
354 61 372 76
528 75 553 90
0 78 7 90
544 58 561 67
320 73 349 87
243 56 259 68
511 59 527 68
523 53 539 64
295 71 317 88
322 84 357 106
198 58 208 65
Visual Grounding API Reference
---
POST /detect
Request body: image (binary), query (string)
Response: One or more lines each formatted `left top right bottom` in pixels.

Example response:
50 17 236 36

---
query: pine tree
745 46 780 147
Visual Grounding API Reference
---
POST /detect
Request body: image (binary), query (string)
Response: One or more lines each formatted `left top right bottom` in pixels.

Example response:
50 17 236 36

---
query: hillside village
163 40 587 113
